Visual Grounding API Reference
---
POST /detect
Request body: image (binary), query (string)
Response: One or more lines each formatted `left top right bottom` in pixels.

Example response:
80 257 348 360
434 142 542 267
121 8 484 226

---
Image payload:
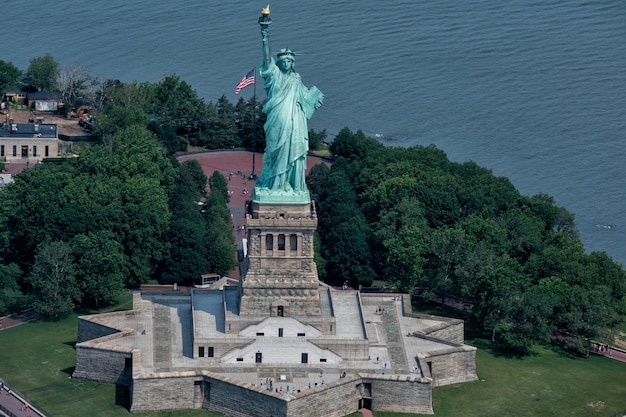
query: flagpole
250 67 258 180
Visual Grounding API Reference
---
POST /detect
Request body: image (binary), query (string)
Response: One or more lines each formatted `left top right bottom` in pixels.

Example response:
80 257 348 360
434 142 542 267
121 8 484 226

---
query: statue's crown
277 48 295 59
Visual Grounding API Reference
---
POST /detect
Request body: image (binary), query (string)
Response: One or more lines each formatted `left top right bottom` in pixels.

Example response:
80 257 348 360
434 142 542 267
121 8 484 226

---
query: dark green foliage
0 60 22 92
148 120 183 155
0 263 25 315
0 124 175 306
204 190 237 276
159 160 211 284
26 241 81 318
308 128 327 151
146 75 207 143
0 62 256 315
235 96 267 151
70 231 125 307
305 162 330 199
320 127 626 355
316 168 375 287
23 53 59 91
95 105 150 138
201 95 240 149
208 170 230 203
329 127 383 161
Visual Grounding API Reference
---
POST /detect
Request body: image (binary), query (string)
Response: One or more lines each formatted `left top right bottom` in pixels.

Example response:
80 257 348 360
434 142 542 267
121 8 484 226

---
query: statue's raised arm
259 5 272 69
253 5 324 203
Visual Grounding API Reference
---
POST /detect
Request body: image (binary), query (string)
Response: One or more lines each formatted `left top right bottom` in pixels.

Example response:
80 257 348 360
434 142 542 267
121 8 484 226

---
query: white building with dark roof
0 122 58 163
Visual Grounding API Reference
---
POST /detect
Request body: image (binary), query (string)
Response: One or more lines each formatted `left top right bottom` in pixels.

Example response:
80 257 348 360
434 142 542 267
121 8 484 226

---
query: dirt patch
586 400 606 411
614 332 626 349
4 109 94 138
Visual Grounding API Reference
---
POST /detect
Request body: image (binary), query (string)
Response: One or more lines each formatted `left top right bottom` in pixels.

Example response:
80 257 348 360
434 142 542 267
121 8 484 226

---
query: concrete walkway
0 384 45 417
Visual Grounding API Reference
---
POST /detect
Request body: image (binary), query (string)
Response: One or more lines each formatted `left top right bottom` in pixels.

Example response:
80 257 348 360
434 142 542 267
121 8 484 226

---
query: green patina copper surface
253 7 324 204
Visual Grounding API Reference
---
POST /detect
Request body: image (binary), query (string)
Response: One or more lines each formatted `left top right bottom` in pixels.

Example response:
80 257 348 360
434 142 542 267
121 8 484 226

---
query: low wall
364 374 434 415
285 376 361 417
128 371 432 417
310 338 369 361
74 345 132 385
420 344 478 387
131 372 199 412
76 315 121 343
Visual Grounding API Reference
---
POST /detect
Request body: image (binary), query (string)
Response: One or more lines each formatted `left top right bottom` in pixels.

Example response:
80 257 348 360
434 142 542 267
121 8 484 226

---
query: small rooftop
0 122 57 139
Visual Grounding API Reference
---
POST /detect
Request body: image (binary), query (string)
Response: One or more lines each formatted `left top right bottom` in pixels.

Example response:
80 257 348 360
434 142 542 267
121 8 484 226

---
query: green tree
454 161 520 218
24 53 59 91
0 263 24 316
373 197 428 292
71 232 125 308
329 127 383 161
0 163 75 267
26 241 80 318
306 162 330 199
317 169 375 287
147 75 207 144
98 79 150 112
459 247 529 351
96 105 149 138
497 206 545 262
308 128 327 151
425 227 468 303
208 170 229 203
0 60 22 92
235 96 266 150
148 120 182 155
205 95 239 149
204 190 237 276
159 160 211 284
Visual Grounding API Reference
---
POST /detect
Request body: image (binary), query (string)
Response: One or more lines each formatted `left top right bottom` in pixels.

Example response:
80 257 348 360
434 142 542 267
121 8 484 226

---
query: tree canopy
309 127 626 355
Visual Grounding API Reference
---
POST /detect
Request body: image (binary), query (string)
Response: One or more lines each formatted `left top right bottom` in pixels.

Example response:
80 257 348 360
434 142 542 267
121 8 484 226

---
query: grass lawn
1 295 625 417
346 342 626 417
428 342 626 417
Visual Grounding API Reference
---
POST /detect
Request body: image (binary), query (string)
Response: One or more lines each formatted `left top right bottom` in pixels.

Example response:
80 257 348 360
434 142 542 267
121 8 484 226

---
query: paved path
591 343 626 363
0 311 40 331
0 385 44 417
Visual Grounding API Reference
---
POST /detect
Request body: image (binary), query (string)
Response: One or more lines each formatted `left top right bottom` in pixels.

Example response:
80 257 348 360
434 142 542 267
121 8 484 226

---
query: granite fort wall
284 376 362 417
419 343 478 387
74 345 132 385
130 372 199 412
76 314 122 343
417 320 465 345
362 374 434 415
128 371 433 417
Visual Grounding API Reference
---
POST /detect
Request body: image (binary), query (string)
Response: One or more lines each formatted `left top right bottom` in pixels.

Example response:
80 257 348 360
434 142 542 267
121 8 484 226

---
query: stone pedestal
239 201 321 317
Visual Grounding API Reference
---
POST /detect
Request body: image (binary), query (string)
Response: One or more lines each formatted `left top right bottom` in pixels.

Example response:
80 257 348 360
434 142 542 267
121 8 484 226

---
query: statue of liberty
253 6 324 203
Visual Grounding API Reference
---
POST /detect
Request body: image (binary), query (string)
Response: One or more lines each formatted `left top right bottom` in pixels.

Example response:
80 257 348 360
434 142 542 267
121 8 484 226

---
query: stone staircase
331 291 364 338
380 301 409 374
153 304 172 369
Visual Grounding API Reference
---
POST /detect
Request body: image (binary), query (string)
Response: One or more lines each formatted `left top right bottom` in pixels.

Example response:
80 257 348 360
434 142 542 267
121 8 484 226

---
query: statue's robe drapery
256 58 321 192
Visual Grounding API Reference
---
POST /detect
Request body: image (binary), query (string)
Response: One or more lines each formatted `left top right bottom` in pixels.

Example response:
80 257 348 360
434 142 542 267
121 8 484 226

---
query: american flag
235 69 255 94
